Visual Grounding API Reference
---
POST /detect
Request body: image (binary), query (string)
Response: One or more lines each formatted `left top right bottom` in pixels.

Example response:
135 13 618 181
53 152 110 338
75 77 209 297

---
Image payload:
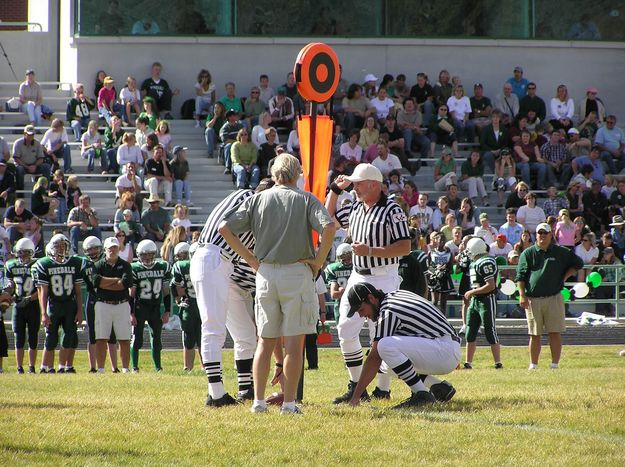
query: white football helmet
14 238 35 264
466 237 488 260
189 242 199 259
82 236 102 261
49 233 70 263
174 242 190 261
137 239 158 268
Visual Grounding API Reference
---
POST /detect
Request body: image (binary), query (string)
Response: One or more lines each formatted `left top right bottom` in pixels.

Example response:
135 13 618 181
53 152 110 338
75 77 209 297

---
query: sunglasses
537 231 549 235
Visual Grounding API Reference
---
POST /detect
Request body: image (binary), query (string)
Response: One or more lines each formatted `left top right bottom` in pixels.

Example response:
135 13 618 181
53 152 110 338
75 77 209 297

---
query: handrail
0 21 43 32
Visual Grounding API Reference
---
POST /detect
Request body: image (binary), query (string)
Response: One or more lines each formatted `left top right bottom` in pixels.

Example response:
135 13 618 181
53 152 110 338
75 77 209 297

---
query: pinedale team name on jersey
11 266 32 276
135 269 167 280
48 266 78 275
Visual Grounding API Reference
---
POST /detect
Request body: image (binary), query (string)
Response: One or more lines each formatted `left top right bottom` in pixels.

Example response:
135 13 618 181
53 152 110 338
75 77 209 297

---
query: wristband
368 246 372 256
330 182 343 195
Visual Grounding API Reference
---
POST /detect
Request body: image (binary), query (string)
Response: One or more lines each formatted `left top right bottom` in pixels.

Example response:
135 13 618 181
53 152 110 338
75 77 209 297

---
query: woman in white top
574 232 598 281
515 192 546 238
251 112 275 148
115 229 134 262
119 76 142 125
370 87 396 125
117 133 145 175
194 69 216 127
41 118 72 173
81 120 104 173
446 85 475 141
339 129 363 168
287 119 300 156
549 84 575 131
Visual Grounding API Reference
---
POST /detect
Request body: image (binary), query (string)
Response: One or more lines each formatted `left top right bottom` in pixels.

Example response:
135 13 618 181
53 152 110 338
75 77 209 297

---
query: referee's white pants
226 282 257 361
377 335 461 377
337 269 402 353
190 244 233 364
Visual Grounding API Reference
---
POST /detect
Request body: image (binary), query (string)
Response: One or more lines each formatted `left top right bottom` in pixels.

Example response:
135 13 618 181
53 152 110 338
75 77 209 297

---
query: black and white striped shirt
335 193 410 269
199 189 255 263
374 290 459 341
230 260 256 293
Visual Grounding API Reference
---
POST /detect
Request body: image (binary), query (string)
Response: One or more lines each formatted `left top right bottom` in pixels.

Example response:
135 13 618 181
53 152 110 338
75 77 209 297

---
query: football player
4 238 39 373
130 239 171 372
32 233 85 373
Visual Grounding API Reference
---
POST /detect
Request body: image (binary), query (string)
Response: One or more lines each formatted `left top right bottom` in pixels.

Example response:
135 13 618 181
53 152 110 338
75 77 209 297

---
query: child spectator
554 209 576 249
140 96 159 131
67 82 95 141
170 146 192 206
66 175 82 212
387 169 404 194
155 120 173 156
171 204 191 236
48 169 67 224
81 120 106 173
401 180 419 207
439 213 457 242
115 226 134 262
135 115 154 149
97 76 126 125
93 70 107 99
426 231 454 316
41 118 73 174
119 76 142 124
118 209 141 244
117 133 145 175
30 177 57 221
194 69 216 128
574 232 598 280
160 225 187 264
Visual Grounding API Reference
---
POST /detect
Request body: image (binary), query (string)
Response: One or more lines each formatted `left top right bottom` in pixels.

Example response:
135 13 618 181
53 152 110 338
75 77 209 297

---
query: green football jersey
469 255 498 295
171 260 196 301
5 258 36 300
32 256 85 301
132 259 170 302
324 261 352 289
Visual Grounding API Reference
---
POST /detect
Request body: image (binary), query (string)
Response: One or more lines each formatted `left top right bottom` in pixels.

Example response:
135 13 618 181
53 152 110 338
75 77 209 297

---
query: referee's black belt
355 267 373 275
451 335 461 344
98 299 128 305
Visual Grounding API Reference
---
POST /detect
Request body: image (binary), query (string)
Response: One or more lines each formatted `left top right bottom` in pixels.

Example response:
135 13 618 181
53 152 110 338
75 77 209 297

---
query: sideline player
171 242 202 371
82 236 119 373
462 237 503 369
130 239 171 372
325 164 411 403
325 242 353 321
347 282 460 409
33 234 84 373
4 238 39 373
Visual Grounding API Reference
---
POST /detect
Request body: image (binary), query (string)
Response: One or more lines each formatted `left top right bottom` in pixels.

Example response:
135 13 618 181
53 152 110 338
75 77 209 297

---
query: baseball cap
567 128 579 135
507 249 520 260
536 223 552 234
225 108 239 118
103 237 120 249
172 145 187 155
347 282 379 318
24 124 35 135
122 209 133 216
479 212 489 220
277 86 287 95
103 76 115 84
364 73 378 82
25 69 35 75
496 233 507 242
514 66 523 72
346 164 383 183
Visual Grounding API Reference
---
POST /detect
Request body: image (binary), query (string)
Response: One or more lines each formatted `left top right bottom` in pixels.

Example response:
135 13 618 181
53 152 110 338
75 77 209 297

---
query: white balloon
572 282 590 298
501 279 516 295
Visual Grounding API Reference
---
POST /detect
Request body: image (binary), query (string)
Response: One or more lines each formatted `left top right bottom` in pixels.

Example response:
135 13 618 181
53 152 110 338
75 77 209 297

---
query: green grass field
1 346 625 466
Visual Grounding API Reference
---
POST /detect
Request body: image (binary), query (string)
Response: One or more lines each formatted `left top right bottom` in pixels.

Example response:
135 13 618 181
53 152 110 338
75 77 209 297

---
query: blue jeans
105 148 118 173
70 118 90 141
599 150 625 173
69 225 102 254
223 143 233 169
81 148 108 172
55 198 67 224
402 128 430 157
15 163 51 190
420 100 434 125
99 103 126 125
452 118 476 141
205 127 216 155
233 164 260 189
482 151 496 173
173 179 192 203
517 161 547 188
60 145 72 172
22 102 42 125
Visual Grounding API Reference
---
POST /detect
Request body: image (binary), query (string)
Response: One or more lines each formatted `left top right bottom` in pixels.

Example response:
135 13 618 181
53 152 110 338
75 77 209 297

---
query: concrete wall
0 0 58 82
69 36 625 120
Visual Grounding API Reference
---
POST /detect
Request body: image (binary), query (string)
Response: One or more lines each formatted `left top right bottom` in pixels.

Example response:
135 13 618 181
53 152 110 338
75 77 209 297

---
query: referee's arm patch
392 212 407 224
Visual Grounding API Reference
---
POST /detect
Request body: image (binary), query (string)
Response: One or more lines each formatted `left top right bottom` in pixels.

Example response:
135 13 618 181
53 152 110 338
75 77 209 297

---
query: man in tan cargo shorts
515 222 583 370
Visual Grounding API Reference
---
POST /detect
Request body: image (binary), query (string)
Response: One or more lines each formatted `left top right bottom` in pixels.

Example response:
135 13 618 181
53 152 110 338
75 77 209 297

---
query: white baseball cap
346 164 383 183
536 223 551 234
103 237 120 249
364 73 378 82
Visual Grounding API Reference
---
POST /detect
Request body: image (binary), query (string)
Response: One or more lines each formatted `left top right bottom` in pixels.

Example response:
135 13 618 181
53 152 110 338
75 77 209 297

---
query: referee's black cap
347 282 379 317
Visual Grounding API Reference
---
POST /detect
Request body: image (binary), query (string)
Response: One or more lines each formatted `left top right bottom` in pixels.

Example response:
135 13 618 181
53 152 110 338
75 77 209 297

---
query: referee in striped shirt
325 164 411 403
346 283 461 409
190 179 274 407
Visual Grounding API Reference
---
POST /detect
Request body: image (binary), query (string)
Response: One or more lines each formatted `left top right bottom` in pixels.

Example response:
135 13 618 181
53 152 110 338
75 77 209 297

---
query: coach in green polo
516 222 583 370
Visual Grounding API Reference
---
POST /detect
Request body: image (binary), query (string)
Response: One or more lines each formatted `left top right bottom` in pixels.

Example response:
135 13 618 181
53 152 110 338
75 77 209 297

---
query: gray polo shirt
223 184 333 264
12 137 44 166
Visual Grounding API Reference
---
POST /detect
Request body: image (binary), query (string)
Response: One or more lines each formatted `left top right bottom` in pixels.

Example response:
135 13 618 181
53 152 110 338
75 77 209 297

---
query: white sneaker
122 368 130 373
195 120 201 128
550 363 559 369
250 404 268 413
528 363 538 370
279 405 303 415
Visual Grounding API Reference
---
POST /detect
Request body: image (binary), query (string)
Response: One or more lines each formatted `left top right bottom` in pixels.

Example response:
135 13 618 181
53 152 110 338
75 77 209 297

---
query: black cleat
89 368 97 374
17 367 24 374
57 368 65 373
205 393 239 408
333 381 370 405
393 391 436 409
28 366 36 374
47 368 56 374
132 367 140 373
236 388 254 402
40 368 48 374
463 362 473 370
65 367 76 374
494 362 504 370
430 381 456 402
371 387 391 400
112 368 121 373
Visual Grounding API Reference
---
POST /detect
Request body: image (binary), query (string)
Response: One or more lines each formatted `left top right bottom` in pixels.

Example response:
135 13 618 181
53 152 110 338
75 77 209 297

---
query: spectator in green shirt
231 129 260 189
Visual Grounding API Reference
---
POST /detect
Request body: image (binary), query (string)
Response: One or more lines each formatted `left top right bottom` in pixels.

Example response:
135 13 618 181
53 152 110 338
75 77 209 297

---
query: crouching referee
347 283 461 409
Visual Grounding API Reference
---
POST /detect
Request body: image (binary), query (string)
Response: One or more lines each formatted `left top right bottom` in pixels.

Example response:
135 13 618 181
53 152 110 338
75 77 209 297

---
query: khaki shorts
526 294 566 335
255 263 318 338
95 301 132 341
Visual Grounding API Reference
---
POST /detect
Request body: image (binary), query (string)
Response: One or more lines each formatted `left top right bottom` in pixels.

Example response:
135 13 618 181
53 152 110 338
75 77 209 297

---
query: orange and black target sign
294 43 340 103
